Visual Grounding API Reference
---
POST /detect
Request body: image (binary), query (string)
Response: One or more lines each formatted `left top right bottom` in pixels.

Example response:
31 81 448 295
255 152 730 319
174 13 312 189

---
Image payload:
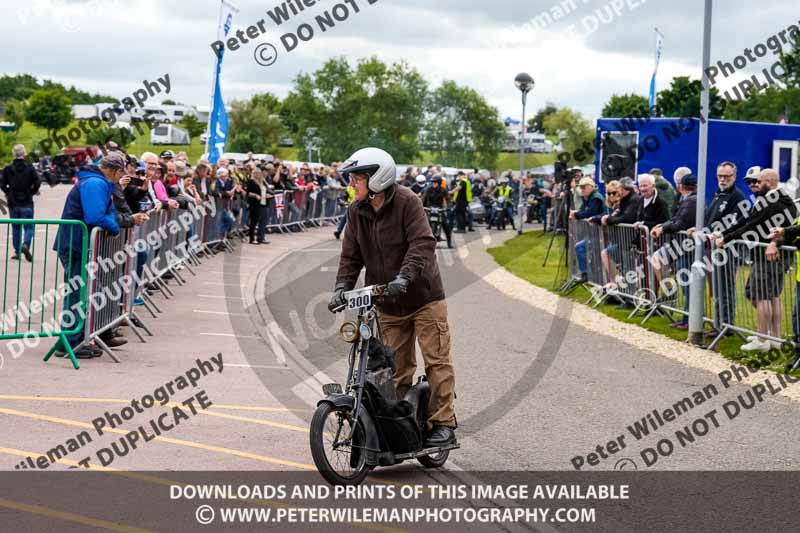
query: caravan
150 124 190 145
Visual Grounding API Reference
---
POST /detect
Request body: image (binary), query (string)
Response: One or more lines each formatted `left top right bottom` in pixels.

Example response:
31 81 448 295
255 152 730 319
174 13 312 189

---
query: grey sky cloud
1 0 797 123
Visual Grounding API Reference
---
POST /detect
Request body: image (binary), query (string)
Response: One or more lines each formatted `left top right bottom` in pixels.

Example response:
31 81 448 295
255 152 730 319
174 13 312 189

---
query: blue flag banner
649 29 664 115
208 1 238 164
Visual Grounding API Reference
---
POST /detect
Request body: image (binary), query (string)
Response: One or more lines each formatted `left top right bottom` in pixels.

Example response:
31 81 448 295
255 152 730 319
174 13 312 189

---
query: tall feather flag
207 0 239 164
648 28 664 117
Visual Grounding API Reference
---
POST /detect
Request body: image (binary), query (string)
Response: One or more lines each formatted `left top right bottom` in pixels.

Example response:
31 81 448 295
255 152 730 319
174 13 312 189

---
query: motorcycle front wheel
309 402 372 485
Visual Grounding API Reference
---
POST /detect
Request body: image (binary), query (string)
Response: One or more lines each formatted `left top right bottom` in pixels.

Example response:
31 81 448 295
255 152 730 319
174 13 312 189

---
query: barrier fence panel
599 223 656 317
708 239 798 351
642 231 716 328
0 219 88 369
571 219 607 289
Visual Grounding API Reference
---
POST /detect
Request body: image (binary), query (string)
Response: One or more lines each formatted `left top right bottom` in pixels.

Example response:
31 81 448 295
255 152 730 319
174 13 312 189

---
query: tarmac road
257 225 800 473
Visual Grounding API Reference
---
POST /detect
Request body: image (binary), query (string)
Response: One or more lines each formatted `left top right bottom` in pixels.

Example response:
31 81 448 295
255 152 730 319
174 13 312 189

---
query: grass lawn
487 230 799 375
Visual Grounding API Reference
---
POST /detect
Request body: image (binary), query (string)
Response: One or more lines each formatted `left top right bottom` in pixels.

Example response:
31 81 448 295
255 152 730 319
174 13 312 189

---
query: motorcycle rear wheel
309 403 372 485
417 450 449 468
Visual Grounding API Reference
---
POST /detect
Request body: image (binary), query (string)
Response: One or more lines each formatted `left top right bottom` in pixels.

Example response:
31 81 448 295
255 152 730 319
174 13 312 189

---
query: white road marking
199 333 261 339
196 294 246 300
203 282 248 287
192 310 250 317
226 363 290 370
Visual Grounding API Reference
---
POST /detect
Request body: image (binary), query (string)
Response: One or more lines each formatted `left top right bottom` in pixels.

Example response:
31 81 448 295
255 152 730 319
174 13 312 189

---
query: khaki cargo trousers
379 299 457 428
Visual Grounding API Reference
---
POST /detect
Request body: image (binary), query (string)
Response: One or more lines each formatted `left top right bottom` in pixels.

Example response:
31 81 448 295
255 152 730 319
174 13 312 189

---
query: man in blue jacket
54 151 125 359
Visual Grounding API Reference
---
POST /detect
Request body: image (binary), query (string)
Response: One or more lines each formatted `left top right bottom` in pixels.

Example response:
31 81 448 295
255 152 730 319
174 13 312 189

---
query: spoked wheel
417 449 449 468
309 403 371 485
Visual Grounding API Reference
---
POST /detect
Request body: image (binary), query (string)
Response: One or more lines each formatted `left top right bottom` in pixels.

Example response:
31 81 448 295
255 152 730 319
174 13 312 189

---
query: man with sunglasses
693 162 747 338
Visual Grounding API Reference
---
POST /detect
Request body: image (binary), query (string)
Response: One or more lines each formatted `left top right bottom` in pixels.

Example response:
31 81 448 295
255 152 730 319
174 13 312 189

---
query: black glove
386 275 410 297
328 282 349 313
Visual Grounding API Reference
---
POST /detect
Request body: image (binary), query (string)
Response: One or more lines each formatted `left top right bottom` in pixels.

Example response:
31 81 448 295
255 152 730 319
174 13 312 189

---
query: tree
85 126 135 150
528 102 558 132
0 131 12 167
162 99 177 105
227 92 284 153
543 108 595 164
656 76 726 119
601 93 650 118
425 81 505 168
3 100 27 134
180 114 206 140
26 88 73 132
281 56 427 162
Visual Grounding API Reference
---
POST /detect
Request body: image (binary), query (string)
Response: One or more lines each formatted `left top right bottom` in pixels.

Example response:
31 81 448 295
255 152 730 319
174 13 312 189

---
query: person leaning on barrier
54 151 126 359
715 169 797 352
767 219 800 372
0 144 40 262
651 174 699 329
634 174 671 230
599 178 640 295
672 167 693 213
688 161 748 338
569 177 605 283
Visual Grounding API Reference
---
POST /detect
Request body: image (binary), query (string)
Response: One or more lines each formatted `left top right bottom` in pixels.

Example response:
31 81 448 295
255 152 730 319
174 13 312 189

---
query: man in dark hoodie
0 144 40 261
54 151 125 359
715 168 797 352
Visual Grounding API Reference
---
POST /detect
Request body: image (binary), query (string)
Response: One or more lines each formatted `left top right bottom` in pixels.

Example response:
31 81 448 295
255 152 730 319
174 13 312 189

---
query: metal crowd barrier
81 226 146 361
0 219 89 369
566 218 800 351
597 223 656 317
707 239 797 351
642 231 716 329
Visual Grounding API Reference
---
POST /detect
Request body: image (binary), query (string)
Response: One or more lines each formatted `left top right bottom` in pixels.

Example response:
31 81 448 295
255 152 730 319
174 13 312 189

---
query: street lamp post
515 72 534 235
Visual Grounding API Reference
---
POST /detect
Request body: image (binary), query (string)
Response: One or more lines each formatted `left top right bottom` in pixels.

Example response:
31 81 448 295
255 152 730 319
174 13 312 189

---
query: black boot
424 425 456 447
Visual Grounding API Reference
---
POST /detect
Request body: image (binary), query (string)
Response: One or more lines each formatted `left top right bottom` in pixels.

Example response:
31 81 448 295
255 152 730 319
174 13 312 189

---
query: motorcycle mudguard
402 377 430 430
317 394 381 466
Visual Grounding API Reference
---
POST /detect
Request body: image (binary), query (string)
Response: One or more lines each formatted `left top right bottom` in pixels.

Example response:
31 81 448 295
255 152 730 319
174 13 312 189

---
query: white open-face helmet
415 175 427 185
339 147 396 193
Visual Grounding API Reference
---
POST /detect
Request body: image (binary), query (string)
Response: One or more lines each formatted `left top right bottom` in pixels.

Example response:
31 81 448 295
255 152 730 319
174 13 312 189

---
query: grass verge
487 230 798 374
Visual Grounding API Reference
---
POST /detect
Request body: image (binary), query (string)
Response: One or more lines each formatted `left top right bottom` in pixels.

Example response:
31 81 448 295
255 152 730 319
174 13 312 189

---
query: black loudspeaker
554 160 568 183
600 132 638 183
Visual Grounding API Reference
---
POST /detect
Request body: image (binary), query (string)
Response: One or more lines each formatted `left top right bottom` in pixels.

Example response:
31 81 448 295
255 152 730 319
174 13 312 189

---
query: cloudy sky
3 0 798 122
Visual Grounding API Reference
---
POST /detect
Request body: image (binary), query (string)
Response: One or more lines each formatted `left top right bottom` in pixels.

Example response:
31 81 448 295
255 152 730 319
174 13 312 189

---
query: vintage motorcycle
309 285 459 485
425 206 443 242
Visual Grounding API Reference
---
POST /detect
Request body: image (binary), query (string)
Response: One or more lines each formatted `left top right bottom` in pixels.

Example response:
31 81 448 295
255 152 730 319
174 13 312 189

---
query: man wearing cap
649 168 677 215
54 151 126 359
672 167 693 213
159 150 174 165
569 177 605 282
651 174 699 329
744 165 761 198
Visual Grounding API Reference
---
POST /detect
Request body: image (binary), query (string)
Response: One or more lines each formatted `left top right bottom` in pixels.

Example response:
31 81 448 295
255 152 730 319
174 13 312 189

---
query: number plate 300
346 288 372 310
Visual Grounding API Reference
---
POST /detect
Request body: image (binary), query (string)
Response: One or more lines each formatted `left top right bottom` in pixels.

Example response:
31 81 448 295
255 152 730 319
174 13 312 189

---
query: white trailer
150 124 190 145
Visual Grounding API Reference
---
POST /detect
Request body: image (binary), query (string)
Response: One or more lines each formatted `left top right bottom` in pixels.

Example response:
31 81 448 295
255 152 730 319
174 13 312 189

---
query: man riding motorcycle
411 174 427 196
328 147 457 447
422 178 453 249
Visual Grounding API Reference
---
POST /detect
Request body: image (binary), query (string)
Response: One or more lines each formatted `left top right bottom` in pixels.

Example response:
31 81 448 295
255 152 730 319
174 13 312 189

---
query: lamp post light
515 72 534 235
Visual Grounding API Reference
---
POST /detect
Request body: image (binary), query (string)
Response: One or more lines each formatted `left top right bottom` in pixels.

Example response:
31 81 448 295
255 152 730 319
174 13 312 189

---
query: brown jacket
336 185 445 316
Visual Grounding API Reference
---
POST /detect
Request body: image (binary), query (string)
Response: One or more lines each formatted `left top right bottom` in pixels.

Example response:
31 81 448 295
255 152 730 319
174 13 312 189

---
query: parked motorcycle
310 285 459 485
